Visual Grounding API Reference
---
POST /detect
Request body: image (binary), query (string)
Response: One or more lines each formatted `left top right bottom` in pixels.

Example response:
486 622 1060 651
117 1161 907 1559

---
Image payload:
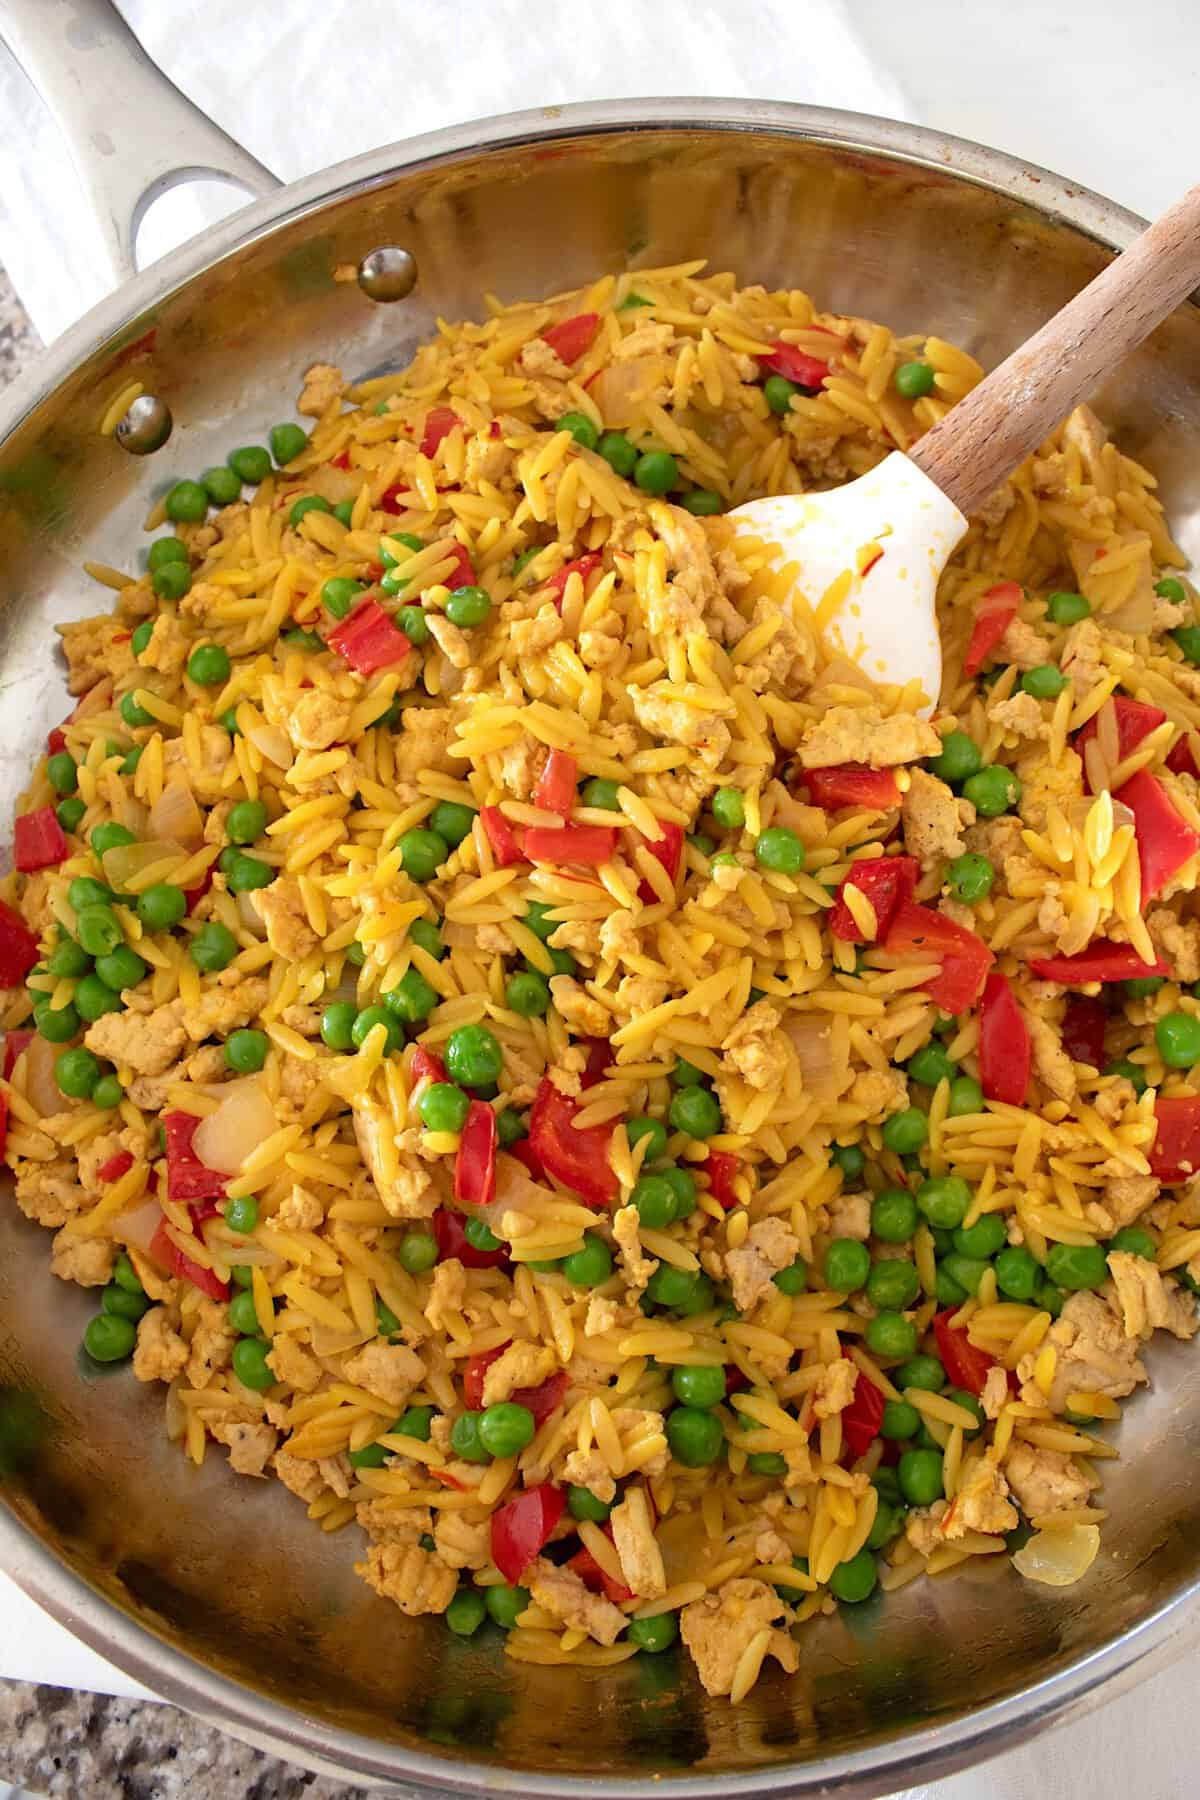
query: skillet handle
0 0 281 292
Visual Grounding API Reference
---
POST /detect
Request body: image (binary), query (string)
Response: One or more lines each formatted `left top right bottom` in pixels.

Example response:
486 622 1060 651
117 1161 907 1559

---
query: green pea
111 1254 144 1297
666 1405 724 1467
993 1245 1038 1301
645 1265 707 1311
344 941 365 966
289 495 334 530
426 802 475 851
754 826 804 873
232 1337 274 1391
147 535 189 572
947 852 995 905
375 1298 402 1339
944 1388 984 1433
948 1075 984 1117
1171 627 1200 665
671 1058 705 1087
894 361 935 399
866 1258 920 1311
1156 1011 1200 1068
632 1176 678 1230
201 465 242 507
219 708 241 735
557 412 599 450
396 1405 435 1441
445 1024 503 1089
74 907 121 961
626 1115 668 1163
46 936 88 980
824 1238 870 1292
384 967 439 1025
90 1075 124 1111
224 799 267 846
83 1313 137 1363
46 752 78 797
164 479 209 524
269 424 309 465
187 643 231 687
660 1166 697 1218
1021 664 1067 699
419 1083 470 1133
399 827 448 882
883 1108 929 1156
774 1258 808 1295
189 921 237 972
120 691 155 729
1123 977 1166 1000
121 747 143 777
228 1290 261 1335
866 1311 918 1360
281 628 324 651
1046 590 1090 625
940 1252 990 1296
562 1234 613 1287
228 445 272 484
478 1401 536 1458
402 919 443 965
445 586 492 628
711 787 746 830
497 1109 527 1148
596 431 638 477
880 1399 920 1441
464 1217 503 1254
225 1194 259 1234
929 731 982 785
633 451 678 495
230 1265 253 1289
445 1587 487 1638
871 1467 902 1503
831 1143 866 1181
506 970 551 1017
954 1213 1007 1258
626 1612 679 1653
129 621 155 660
671 1365 726 1409
226 854 273 895
34 1001 80 1045
681 488 722 516
94 945 148 992
1157 577 1188 603
320 1001 358 1051
896 1354 945 1394
56 795 86 833
867 1501 904 1552
907 1043 957 1087
380 533 424 566
568 1483 613 1523
746 1451 788 1476
898 1447 944 1506
916 1174 970 1231
763 374 798 415
485 1583 531 1629
829 1548 878 1604
668 1086 722 1138
450 1411 490 1464
1109 1226 1156 1261
963 765 1020 818
397 1230 439 1274
73 974 123 1022
351 1006 403 1054
1045 1242 1109 1291
347 1440 390 1471
871 1188 918 1243
1038 1278 1067 1319
224 1028 269 1075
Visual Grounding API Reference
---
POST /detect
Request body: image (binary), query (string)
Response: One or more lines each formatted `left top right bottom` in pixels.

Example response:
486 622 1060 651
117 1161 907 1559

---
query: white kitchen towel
0 0 909 344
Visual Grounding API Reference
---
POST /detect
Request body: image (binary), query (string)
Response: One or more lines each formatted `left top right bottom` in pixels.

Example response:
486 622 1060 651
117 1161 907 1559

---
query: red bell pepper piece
636 819 685 903
148 1217 229 1303
436 542 476 592
410 1047 447 1087
705 1150 741 1209
480 806 526 868
884 901 995 1014
326 600 411 676
963 581 1022 677
1116 769 1200 902
978 972 1030 1106
534 749 578 818
511 1368 569 1426
1149 1095 1200 1182
841 1366 885 1459
580 1037 614 1089
932 1309 998 1397
491 1482 566 1582
96 1150 135 1185
1167 735 1200 778
464 1343 508 1411
420 406 460 458
568 1541 634 1605
432 1206 509 1270
454 1098 497 1207
184 865 215 915
47 727 68 756
1076 696 1166 787
757 341 830 390
541 313 600 366
3 1029 32 1081
510 1137 545 1179
828 855 919 943
1061 995 1108 1072
162 1110 227 1202
524 824 617 868
429 1467 468 1491
0 899 41 985
528 1078 617 1209
545 553 602 610
1029 939 1168 985
14 807 68 872
805 764 901 811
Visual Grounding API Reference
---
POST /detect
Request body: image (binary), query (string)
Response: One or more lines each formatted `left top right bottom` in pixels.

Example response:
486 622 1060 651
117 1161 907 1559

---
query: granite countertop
0 263 369 1800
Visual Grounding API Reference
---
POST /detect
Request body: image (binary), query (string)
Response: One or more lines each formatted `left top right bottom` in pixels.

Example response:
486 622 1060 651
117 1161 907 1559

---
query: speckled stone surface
0 264 369 1800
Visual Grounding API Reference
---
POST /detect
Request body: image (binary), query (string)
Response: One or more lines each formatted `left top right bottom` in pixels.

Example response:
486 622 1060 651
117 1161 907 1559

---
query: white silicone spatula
731 182 1200 703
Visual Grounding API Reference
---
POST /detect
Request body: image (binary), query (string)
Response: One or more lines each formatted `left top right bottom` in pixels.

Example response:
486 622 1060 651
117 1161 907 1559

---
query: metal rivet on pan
115 394 173 455
357 247 417 302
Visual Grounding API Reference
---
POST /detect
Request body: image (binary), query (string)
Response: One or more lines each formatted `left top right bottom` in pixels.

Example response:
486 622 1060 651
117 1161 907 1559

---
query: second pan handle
0 0 281 293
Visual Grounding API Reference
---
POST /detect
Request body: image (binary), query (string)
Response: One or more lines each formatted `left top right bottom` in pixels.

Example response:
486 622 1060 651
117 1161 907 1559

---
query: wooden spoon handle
907 182 1200 519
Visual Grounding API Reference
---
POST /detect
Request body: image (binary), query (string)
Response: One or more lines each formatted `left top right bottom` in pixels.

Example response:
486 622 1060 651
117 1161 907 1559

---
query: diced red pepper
432 1206 509 1270
189 1197 222 1227
511 1368 570 1426
0 899 42 985
705 1150 741 1209
828 854 919 943
510 1137 545 1179
580 1037 614 1089
963 581 1022 677
757 341 830 391
1149 1095 1200 1182
96 1150 135 1185
464 1343 508 1411
1060 994 1108 1073
436 542 476 592
14 807 68 872
454 1098 497 1208
884 901 995 1015
527 1078 617 1209
805 764 901 811
978 972 1030 1106
932 1309 998 1397
841 1366 885 1459
1028 940 1168 985
541 313 600 366
380 483 411 515
329 450 351 471
47 727 67 756
490 1482 566 1583
326 600 411 676
429 1467 468 1491
420 406 460 458
148 1217 229 1302
410 1047 447 1087
1116 769 1200 902
636 819 685 903
480 806 526 868
545 553 602 610
534 749 578 818
3 1029 32 1081
1167 735 1199 778
1076 696 1166 787
524 824 617 867
567 1541 634 1605
162 1110 227 1202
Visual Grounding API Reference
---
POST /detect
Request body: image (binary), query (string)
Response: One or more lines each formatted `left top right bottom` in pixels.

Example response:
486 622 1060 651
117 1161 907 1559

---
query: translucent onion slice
1012 1523 1100 1586
192 1078 276 1175
147 780 204 847
102 838 183 890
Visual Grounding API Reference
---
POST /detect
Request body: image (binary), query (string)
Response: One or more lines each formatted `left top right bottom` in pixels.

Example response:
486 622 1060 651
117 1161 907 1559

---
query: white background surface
2 0 1200 1793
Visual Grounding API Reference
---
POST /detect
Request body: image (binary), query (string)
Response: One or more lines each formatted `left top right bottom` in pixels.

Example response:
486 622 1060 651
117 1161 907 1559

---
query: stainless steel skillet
2 1 1200 1791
